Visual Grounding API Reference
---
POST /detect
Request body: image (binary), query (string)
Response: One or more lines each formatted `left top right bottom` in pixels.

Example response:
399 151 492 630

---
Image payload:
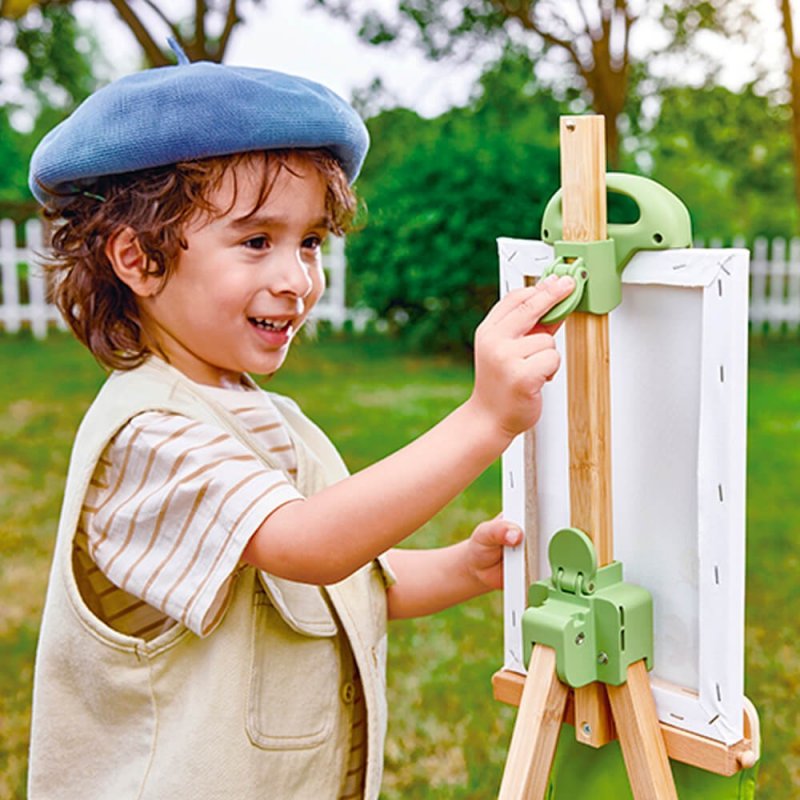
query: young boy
27 48 573 800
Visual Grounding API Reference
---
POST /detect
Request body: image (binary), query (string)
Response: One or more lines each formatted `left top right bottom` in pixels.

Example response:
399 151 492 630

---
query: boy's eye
243 235 269 250
302 234 324 251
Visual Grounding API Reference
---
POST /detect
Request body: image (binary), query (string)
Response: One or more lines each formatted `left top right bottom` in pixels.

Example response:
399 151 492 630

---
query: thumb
475 518 523 548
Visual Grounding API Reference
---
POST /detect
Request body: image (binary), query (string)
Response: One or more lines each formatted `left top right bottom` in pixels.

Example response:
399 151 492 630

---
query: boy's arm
242 276 573 585
383 517 522 619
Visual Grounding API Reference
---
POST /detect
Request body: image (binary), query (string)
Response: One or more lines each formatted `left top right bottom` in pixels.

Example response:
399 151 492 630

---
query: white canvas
499 239 749 746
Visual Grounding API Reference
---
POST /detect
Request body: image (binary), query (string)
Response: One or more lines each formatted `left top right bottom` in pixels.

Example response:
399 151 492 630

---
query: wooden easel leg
498 646 569 800
606 660 678 800
573 683 614 746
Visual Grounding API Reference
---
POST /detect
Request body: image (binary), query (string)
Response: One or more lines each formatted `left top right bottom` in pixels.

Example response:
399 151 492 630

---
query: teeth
250 318 290 331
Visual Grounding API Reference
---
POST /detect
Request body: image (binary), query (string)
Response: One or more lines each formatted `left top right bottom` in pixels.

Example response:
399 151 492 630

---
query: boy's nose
272 249 314 298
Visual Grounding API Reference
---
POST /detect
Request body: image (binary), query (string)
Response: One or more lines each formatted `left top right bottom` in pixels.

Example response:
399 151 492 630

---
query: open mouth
249 317 292 332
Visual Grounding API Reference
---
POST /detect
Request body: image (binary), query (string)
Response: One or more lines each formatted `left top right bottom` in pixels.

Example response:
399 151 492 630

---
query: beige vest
28 358 389 800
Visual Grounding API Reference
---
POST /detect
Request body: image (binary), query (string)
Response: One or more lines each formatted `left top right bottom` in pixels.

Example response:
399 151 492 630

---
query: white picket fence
1 220 800 337
0 219 371 339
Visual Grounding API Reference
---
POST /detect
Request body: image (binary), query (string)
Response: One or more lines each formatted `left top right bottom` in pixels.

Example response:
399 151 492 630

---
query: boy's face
136 155 329 386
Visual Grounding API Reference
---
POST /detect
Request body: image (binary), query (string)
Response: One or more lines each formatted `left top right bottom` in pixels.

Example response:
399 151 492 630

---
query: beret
29 58 370 205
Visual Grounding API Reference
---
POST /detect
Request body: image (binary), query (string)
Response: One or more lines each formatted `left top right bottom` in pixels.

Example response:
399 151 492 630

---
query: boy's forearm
384 543 489 619
242 398 511 584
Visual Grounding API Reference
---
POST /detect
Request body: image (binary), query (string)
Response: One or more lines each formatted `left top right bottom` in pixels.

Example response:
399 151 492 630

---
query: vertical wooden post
560 115 615 748
561 115 613 564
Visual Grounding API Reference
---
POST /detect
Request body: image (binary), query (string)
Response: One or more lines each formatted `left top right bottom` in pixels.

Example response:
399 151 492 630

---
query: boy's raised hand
470 275 575 441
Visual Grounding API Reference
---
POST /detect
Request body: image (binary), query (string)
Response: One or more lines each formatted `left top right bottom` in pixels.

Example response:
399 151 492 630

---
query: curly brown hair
40 149 358 371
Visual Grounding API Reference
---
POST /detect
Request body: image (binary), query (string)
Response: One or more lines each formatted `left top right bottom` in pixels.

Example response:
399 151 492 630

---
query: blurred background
1 1 798 798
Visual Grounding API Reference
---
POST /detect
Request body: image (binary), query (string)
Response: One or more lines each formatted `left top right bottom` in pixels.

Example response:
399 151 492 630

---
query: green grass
0 330 798 798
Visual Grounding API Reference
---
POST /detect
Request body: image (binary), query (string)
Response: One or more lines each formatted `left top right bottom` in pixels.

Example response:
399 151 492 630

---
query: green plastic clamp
522 527 654 688
538 172 693 324
535 255 591 322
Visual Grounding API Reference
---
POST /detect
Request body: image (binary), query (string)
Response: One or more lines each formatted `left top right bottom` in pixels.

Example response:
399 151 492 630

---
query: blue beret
29 60 370 204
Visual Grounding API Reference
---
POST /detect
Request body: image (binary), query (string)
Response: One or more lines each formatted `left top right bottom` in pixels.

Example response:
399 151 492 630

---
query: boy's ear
105 227 161 297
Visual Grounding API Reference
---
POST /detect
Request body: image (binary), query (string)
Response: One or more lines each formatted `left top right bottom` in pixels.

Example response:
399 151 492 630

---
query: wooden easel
493 116 759 799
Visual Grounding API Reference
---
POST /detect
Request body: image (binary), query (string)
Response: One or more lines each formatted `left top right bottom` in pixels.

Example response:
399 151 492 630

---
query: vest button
341 681 356 703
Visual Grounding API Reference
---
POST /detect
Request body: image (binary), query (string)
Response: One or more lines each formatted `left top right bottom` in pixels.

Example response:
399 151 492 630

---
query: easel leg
498 646 569 800
574 683 615 746
606 660 678 800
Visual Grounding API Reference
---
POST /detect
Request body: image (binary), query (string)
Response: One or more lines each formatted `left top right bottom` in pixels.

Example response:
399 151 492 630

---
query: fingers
487 275 575 338
473 517 523 549
515 331 557 358
506 332 561 388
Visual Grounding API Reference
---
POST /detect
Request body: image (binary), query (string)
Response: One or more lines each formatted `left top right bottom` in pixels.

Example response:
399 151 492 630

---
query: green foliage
0 5 98 204
0 114 35 204
346 44 800 349
645 85 797 240
14 4 97 105
349 51 562 353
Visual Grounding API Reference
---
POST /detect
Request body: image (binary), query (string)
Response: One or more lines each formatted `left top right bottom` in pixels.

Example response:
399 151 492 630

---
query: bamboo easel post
560 115 615 748
607 662 679 800
497 646 569 800
561 114 613 563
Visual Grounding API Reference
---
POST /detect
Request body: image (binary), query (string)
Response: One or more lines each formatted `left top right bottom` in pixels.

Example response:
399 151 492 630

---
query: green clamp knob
539 172 693 319
539 257 589 324
522 527 654 688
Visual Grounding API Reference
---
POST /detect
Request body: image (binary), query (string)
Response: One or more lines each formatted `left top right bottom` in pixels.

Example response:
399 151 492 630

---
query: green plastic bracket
522 527 654 688
538 172 693 324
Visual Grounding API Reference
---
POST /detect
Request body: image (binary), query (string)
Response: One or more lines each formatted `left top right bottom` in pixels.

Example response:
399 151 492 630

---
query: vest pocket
247 587 339 750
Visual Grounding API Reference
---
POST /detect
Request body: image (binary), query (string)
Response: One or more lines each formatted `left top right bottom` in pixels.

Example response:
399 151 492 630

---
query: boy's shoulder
91 359 202 417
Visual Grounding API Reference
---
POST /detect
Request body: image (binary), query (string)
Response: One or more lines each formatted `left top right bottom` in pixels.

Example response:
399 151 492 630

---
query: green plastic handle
540 172 693 269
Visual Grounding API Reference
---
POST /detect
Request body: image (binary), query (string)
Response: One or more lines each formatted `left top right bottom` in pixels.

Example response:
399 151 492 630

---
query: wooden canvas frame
499 238 749 747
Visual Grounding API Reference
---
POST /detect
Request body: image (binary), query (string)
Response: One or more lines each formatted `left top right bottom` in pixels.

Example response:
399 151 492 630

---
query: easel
493 116 760 799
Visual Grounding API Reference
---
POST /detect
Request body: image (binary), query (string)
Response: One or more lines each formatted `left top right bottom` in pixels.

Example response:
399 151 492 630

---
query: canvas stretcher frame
498 238 749 747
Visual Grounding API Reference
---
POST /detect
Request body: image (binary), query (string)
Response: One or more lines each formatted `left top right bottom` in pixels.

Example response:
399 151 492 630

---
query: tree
1 0 261 65
646 84 796 240
654 0 800 228
347 49 564 352
778 0 800 211
314 0 744 168
0 4 98 207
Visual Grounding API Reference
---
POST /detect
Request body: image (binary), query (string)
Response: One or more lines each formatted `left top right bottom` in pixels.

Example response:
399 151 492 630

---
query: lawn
0 330 798 798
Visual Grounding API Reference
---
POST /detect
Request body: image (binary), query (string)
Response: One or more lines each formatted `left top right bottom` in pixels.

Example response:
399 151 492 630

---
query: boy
27 47 573 799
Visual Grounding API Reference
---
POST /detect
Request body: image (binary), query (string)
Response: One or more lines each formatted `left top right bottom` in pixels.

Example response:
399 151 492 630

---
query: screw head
581 722 592 736
575 632 586 646
598 652 609 665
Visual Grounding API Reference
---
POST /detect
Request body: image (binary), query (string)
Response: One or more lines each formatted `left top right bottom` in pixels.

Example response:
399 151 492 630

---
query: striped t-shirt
74 383 304 639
